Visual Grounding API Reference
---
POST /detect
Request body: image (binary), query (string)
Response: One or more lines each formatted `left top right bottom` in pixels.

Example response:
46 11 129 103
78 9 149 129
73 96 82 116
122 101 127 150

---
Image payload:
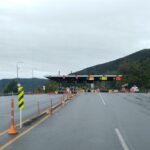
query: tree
45 81 59 92
119 61 150 90
3 80 18 94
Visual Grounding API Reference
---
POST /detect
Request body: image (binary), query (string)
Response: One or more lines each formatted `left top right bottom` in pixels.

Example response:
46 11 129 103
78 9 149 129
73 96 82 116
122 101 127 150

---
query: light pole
16 61 23 80
32 68 36 94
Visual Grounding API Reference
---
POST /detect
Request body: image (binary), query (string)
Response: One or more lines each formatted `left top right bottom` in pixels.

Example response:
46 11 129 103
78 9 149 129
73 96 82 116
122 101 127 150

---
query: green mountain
0 78 48 93
74 49 150 75
73 49 150 89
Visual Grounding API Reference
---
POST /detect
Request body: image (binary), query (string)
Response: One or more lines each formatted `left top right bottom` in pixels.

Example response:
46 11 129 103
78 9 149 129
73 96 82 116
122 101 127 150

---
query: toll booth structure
46 75 123 92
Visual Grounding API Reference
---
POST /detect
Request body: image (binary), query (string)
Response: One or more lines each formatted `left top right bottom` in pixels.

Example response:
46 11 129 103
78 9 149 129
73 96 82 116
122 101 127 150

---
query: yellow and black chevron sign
18 86 24 110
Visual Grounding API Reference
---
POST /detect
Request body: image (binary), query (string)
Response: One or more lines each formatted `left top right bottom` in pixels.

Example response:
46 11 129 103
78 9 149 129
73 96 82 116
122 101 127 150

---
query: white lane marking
115 128 129 150
99 93 106 105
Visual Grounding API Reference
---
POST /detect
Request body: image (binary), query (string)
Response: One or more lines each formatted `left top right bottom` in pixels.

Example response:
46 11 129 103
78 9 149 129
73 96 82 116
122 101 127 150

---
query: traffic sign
116 76 122 81
88 75 94 81
18 86 24 110
101 76 107 81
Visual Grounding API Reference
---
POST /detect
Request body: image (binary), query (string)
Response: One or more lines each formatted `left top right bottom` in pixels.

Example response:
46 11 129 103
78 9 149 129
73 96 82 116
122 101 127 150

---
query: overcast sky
0 0 150 79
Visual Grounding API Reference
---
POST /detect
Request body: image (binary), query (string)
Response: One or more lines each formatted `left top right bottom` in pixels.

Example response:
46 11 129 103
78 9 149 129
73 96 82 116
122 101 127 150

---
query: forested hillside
74 49 150 89
0 78 48 93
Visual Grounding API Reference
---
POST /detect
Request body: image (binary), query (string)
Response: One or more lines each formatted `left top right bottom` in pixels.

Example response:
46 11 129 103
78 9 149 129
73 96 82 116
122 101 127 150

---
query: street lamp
16 61 24 80
32 68 37 79
32 68 37 94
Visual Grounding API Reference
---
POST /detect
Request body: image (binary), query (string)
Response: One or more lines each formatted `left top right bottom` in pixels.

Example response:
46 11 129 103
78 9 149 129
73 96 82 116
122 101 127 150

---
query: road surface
1 93 150 150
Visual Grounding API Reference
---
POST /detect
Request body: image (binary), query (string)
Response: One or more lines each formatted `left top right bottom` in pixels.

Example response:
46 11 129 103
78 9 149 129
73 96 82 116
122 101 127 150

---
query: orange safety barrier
8 97 17 135
61 97 65 106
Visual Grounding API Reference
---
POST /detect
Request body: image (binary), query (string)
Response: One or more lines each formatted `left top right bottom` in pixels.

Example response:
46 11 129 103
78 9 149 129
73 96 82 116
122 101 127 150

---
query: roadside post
61 96 65 106
8 93 17 135
37 99 40 114
50 99 52 114
18 85 24 128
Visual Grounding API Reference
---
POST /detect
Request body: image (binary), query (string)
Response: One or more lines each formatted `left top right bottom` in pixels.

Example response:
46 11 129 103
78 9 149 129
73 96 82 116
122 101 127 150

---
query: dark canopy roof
46 75 123 83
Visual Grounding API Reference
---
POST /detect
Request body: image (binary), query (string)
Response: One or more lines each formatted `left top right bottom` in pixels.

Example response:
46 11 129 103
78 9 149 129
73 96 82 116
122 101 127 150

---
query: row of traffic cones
7 93 74 135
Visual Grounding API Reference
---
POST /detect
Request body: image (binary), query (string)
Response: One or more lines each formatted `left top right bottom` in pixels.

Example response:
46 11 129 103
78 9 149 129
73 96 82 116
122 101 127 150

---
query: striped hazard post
18 86 24 110
18 86 24 128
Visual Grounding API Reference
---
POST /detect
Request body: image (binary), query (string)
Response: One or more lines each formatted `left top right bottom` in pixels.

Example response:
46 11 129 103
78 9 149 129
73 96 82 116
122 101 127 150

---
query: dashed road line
115 128 129 150
99 93 106 105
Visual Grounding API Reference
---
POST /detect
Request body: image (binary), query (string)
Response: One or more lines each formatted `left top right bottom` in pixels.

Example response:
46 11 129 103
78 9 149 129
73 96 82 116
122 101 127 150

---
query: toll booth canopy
46 75 123 83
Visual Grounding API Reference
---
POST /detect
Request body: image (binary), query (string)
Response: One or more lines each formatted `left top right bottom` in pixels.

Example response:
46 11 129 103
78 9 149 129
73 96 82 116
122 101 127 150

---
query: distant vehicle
57 87 77 94
70 87 77 94
100 89 108 92
113 89 119 93
58 87 65 94
87 89 91 92
130 85 139 93
121 83 129 92
100 86 108 92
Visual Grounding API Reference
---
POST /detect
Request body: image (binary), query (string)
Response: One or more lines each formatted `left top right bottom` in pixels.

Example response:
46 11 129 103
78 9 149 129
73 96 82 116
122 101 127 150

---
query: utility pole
32 68 37 94
16 61 23 80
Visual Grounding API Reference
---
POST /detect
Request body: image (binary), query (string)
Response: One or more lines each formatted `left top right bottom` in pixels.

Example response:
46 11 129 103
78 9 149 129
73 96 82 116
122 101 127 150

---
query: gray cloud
0 0 150 79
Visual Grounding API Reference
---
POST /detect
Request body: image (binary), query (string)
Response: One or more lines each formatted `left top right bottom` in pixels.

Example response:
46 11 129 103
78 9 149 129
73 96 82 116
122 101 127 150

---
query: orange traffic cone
61 97 65 106
8 124 17 135
8 97 17 135
48 107 52 114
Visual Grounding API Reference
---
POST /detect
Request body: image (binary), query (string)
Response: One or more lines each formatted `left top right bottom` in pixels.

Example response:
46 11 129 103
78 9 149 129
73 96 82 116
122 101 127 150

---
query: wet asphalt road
4 93 150 150
0 94 62 132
